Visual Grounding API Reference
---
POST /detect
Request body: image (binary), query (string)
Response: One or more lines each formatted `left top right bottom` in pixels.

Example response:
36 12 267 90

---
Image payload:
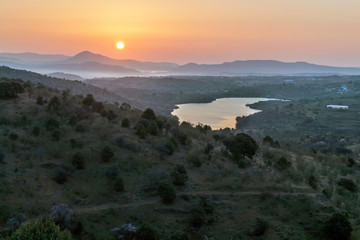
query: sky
1 0 360 66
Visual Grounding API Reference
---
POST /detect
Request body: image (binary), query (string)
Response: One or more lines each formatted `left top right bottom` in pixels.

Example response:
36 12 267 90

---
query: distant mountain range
1 51 360 79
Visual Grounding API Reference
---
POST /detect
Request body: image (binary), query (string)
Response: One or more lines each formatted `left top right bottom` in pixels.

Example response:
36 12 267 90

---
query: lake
171 98 280 130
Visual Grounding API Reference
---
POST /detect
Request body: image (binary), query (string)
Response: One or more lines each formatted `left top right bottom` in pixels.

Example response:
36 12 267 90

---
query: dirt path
73 187 319 214
75 199 159 214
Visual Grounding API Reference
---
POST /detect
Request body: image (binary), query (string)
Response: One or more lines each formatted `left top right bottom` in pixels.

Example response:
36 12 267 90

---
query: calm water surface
171 98 279 130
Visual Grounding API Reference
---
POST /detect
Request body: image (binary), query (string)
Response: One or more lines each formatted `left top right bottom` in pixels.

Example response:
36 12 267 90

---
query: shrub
7 219 71 240
114 177 125 192
323 213 352 240
104 166 119 180
263 135 274 145
335 147 352 156
170 231 190 240
52 130 61 141
0 204 11 224
308 175 317 189
199 197 215 215
141 108 156 120
9 133 18 141
71 152 85 170
189 206 206 228
121 118 130 128
136 224 159 240
45 118 60 131
49 204 73 230
101 146 114 162
0 152 4 163
106 110 117 122
158 180 176 203
252 218 268 237
6 213 26 230
75 124 87 133
53 168 68 184
213 134 221 144
148 121 159 136
337 178 357 192
92 101 104 113
188 155 201 167
135 124 147 139
204 143 214 154
32 126 40 136
171 165 188 186
111 223 136 240
347 157 355 167
36 96 43 105
164 141 176 155
275 157 291 171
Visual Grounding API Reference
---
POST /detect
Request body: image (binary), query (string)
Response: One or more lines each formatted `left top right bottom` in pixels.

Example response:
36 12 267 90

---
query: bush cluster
171 165 188 186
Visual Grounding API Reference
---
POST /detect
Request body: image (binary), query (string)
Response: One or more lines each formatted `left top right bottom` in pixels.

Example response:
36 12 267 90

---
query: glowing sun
116 41 125 49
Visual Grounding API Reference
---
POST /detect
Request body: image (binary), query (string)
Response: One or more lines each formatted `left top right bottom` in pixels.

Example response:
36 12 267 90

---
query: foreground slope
0 77 360 239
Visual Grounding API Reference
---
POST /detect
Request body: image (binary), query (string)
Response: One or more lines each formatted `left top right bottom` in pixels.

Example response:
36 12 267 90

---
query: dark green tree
101 146 114 162
323 213 352 240
48 96 61 111
170 231 190 240
45 118 60 131
158 180 176 203
223 133 258 160
114 177 124 192
136 224 159 240
171 165 188 186
71 152 85 169
141 108 156 120
82 94 95 106
121 118 130 128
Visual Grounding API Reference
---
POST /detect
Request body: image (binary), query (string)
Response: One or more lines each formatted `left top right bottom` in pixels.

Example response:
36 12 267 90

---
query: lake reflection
171 98 278 130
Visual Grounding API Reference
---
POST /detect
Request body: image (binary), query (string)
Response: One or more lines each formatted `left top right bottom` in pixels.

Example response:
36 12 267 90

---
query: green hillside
0 76 359 239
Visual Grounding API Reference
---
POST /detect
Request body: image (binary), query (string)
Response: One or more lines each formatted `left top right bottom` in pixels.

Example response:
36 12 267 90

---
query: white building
326 105 349 109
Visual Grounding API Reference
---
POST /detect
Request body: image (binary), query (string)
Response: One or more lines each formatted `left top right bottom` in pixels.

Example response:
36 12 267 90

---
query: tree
114 177 125 192
136 224 159 240
141 108 156 120
323 213 352 240
45 118 60 131
0 80 24 99
121 118 130 128
101 146 114 162
189 206 206 228
263 135 274 145
170 231 190 240
82 94 94 106
71 152 85 169
213 134 221 144
223 133 258 160
7 219 71 240
48 96 61 111
337 178 357 192
171 165 188 186
158 180 176 203
107 110 117 122
92 101 104 113
36 96 44 105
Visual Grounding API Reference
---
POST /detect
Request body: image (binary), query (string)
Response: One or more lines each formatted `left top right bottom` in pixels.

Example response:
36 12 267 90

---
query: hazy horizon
1 0 360 67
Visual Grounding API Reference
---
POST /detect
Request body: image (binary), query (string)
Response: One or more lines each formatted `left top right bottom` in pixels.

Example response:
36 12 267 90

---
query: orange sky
1 0 360 66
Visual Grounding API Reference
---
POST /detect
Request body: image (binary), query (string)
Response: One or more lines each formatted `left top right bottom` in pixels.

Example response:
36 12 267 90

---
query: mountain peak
67 51 111 63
